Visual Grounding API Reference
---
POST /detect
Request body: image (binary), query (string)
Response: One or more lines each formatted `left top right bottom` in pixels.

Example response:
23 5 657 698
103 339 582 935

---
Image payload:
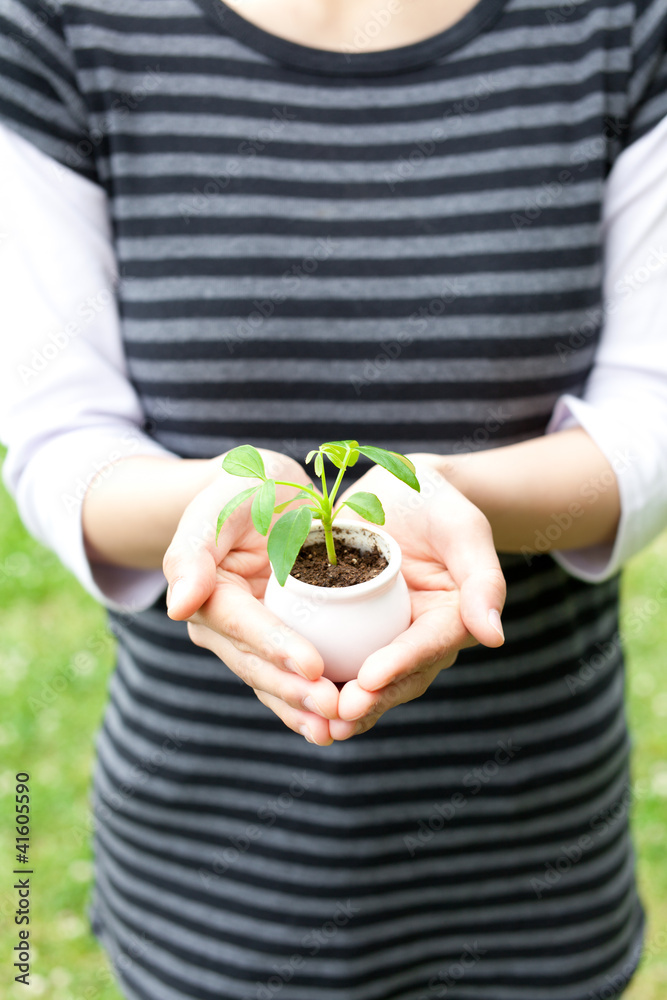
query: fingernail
488 609 504 641
167 580 187 614
286 656 309 679
299 724 317 744
302 696 325 718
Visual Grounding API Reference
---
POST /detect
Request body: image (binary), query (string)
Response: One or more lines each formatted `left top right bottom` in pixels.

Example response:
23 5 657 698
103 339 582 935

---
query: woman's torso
45 0 648 995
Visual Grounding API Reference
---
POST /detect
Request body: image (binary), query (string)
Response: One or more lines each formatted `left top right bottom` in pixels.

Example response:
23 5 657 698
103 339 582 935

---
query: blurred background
0 448 665 1000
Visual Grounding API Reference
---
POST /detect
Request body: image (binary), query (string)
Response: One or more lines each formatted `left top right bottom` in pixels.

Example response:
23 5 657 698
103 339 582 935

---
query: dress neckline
190 0 508 76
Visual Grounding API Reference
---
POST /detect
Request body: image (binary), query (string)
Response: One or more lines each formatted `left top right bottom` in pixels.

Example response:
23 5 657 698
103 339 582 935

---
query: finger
428 489 507 647
163 539 217 621
254 689 334 746
191 575 326 682
459 568 507 647
164 472 269 620
187 621 339 719
352 595 467 696
332 665 441 738
163 481 229 620
328 718 359 741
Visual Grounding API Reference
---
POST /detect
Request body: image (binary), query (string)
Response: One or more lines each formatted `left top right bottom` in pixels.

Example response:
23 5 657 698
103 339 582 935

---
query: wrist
83 455 221 570
413 433 621 554
405 450 500 536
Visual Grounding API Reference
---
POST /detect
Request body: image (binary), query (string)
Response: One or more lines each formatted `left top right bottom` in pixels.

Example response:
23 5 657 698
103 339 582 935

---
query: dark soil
291 540 388 588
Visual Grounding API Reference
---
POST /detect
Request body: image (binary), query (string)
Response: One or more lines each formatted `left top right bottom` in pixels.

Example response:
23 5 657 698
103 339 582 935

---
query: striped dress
2 0 667 997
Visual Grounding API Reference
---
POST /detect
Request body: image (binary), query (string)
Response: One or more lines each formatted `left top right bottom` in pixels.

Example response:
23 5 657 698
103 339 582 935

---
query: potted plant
216 440 421 682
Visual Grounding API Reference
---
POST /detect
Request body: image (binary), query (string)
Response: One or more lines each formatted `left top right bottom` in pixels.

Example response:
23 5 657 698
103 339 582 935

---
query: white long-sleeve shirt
1 117 667 610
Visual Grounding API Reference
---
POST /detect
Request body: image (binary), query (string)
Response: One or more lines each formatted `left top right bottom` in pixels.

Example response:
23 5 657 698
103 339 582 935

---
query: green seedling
216 439 420 586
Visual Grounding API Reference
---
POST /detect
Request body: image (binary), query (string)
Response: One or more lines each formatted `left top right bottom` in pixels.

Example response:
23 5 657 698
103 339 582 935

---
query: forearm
82 455 220 570
421 428 621 554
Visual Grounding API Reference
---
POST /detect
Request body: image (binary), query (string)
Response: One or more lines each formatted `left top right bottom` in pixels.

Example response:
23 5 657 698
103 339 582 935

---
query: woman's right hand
163 449 339 746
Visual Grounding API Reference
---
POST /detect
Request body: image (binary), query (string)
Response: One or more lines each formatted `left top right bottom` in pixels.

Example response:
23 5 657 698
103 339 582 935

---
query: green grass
0 456 665 999
620 531 667 999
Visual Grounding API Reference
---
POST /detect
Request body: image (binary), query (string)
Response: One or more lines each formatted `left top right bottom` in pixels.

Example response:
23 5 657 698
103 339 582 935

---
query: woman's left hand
329 455 507 740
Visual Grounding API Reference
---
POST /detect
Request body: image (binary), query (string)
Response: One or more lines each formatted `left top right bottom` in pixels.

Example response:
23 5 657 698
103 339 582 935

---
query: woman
1 0 666 997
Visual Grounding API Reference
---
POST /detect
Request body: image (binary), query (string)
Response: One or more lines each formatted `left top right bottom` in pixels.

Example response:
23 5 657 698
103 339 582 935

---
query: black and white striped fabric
2 0 667 997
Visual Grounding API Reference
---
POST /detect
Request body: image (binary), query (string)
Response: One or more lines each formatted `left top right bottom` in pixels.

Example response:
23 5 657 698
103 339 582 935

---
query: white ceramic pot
263 519 411 683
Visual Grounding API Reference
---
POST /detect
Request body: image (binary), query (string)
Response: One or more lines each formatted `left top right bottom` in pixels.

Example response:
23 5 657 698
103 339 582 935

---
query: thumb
459 569 507 648
164 542 217 620
163 491 222 619
423 471 507 649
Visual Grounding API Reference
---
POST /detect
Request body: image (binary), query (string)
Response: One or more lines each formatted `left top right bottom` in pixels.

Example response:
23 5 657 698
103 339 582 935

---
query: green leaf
215 486 259 542
305 450 318 465
324 439 358 450
321 440 359 469
251 479 276 536
340 491 385 525
342 439 360 465
267 507 313 587
321 449 345 469
222 445 266 480
272 499 293 515
320 444 347 469
314 451 324 478
357 445 420 492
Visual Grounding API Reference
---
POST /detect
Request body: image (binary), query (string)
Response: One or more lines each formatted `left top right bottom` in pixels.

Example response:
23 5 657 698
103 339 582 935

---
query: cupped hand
329 456 506 740
162 450 339 746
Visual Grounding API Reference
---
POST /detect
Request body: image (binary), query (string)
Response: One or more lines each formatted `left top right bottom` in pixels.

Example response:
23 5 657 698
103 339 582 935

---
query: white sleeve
546 113 667 582
0 123 178 612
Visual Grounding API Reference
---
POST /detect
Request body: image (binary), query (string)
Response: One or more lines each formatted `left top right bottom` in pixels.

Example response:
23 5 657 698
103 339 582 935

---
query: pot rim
275 519 403 601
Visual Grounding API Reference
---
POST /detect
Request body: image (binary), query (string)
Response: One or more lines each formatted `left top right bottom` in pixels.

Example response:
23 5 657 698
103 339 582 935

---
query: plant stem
322 517 338 565
319 457 330 507
321 444 358 565
318 450 338 565
327 463 347 508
